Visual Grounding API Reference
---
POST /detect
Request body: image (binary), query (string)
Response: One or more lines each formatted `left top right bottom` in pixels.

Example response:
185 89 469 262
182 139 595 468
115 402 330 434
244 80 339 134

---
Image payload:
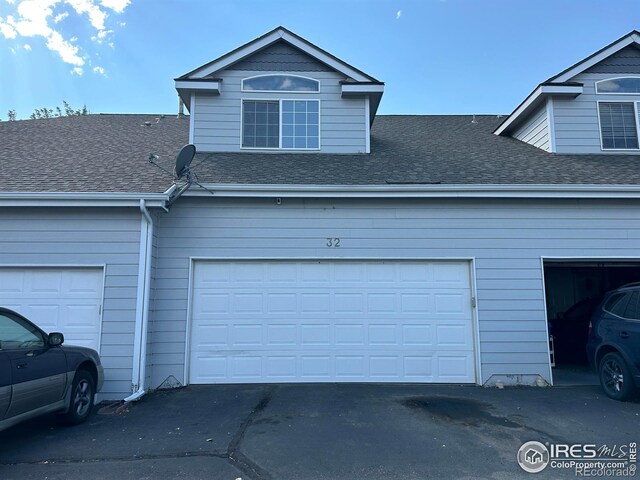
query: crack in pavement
1 385 278 480
226 385 277 480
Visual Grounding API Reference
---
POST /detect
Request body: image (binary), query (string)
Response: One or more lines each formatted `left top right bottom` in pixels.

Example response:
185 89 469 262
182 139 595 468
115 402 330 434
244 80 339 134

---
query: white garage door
189 260 476 384
0 268 104 352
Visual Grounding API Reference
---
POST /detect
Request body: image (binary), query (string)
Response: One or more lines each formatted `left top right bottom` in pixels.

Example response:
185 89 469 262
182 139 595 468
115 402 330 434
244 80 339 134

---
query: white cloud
46 30 83 65
0 0 130 74
23 42 30 49
100 0 129 13
66 0 106 31
0 19 17 38
396 10 402 19
92 65 104 74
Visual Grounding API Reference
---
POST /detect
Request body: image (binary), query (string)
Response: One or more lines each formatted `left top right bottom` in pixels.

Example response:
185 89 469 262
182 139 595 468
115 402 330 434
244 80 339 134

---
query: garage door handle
619 331 629 339
16 362 27 369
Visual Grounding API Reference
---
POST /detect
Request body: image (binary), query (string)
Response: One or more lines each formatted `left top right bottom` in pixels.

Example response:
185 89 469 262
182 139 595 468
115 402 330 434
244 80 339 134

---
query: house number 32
326 237 341 248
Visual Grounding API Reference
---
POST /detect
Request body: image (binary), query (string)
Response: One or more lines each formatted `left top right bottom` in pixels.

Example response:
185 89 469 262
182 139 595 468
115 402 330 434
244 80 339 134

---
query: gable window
596 77 640 94
598 102 639 150
242 75 320 93
242 99 320 150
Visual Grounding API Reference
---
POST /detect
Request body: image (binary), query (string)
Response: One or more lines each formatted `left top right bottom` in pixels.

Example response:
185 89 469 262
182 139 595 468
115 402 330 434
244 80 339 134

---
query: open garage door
188 260 477 384
544 260 640 367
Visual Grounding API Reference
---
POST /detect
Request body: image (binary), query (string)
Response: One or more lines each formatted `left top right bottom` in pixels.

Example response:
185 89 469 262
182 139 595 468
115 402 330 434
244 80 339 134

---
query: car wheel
599 352 635 401
63 369 95 425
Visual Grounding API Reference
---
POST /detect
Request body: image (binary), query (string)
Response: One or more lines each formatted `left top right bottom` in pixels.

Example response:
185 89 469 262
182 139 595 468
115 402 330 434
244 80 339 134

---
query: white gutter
0 192 169 208
182 183 640 199
125 199 154 402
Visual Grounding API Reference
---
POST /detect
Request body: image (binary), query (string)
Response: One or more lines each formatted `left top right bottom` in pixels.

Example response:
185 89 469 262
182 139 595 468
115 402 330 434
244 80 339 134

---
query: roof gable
495 30 640 136
583 44 640 75
222 40 334 73
177 26 378 82
547 30 640 82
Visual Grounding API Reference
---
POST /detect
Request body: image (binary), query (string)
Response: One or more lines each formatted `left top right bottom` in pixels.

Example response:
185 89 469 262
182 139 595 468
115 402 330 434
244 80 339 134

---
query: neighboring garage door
0 268 104 352
189 260 476 384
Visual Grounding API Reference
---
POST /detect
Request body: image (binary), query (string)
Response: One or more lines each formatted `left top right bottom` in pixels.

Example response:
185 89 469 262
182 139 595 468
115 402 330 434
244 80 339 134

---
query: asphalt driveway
0 384 638 479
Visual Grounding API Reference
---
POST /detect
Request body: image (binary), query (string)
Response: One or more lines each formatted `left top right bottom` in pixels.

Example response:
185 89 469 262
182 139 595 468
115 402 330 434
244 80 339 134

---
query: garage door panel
0 268 103 352
189 261 475 384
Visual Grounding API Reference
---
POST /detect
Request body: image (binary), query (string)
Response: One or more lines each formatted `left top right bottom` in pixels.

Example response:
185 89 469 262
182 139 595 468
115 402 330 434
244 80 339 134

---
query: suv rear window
622 291 640 320
604 293 630 317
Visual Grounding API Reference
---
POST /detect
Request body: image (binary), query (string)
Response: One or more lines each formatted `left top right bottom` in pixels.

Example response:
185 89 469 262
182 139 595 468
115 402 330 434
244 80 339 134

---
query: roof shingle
1 113 639 194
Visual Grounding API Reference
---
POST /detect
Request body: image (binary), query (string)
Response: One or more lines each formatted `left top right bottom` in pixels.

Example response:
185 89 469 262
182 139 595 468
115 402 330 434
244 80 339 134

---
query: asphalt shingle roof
1 113 639 194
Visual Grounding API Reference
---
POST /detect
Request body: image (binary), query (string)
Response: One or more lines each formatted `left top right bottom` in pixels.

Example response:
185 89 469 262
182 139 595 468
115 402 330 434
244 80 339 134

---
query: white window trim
596 100 640 151
241 74 320 93
595 75 640 95
240 98 321 151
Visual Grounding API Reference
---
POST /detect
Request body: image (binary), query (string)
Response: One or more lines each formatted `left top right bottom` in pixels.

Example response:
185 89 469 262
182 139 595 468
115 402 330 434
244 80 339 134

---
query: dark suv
586 284 640 401
0 307 104 432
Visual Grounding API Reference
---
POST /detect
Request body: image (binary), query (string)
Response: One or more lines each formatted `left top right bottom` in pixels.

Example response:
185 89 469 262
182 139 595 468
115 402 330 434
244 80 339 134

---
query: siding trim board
546 97 557 152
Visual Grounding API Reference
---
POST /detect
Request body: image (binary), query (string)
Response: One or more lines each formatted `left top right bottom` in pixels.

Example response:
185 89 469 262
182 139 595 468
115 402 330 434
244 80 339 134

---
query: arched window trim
595 76 640 95
241 74 320 93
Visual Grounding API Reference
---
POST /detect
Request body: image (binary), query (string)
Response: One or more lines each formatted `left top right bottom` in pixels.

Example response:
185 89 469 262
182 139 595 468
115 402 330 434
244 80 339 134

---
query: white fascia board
494 84 583 136
341 84 385 96
190 29 371 82
183 183 640 199
0 192 168 208
174 80 220 92
551 34 640 83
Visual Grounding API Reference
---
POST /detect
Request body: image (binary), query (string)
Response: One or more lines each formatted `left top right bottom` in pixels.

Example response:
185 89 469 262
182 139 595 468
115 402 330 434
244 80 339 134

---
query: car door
0 311 66 419
615 291 640 373
0 350 10 420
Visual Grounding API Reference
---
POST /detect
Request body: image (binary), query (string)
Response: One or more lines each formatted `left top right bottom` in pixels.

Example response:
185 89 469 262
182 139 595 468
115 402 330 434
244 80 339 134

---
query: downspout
125 199 154 402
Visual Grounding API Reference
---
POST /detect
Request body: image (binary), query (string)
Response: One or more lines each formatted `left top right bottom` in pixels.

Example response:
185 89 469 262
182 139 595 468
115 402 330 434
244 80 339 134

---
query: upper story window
598 102 639 150
596 77 640 94
242 75 320 93
242 99 320 150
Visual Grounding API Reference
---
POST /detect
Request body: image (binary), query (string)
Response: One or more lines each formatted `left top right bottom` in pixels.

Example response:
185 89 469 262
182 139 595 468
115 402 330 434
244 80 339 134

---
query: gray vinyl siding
149 197 640 387
0 208 141 399
192 69 367 154
512 104 550 151
553 70 640 154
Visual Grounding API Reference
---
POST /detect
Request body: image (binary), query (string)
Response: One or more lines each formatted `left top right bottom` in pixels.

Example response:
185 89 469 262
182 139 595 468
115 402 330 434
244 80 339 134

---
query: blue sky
0 0 639 120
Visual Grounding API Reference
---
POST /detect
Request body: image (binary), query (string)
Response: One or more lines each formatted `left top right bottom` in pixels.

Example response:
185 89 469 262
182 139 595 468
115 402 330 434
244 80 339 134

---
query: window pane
282 124 294 137
606 293 630 317
279 100 319 149
597 78 640 94
599 102 639 149
622 291 640 319
0 313 44 349
243 75 319 92
243 100 279 148
282 137 294 148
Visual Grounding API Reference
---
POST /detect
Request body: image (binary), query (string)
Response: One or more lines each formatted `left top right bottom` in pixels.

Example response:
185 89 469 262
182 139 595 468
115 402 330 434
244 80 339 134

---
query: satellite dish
174 144 196 179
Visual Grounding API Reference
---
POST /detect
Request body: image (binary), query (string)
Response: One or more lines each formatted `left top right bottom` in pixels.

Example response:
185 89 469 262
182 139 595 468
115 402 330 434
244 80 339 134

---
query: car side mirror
48 332 64 347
